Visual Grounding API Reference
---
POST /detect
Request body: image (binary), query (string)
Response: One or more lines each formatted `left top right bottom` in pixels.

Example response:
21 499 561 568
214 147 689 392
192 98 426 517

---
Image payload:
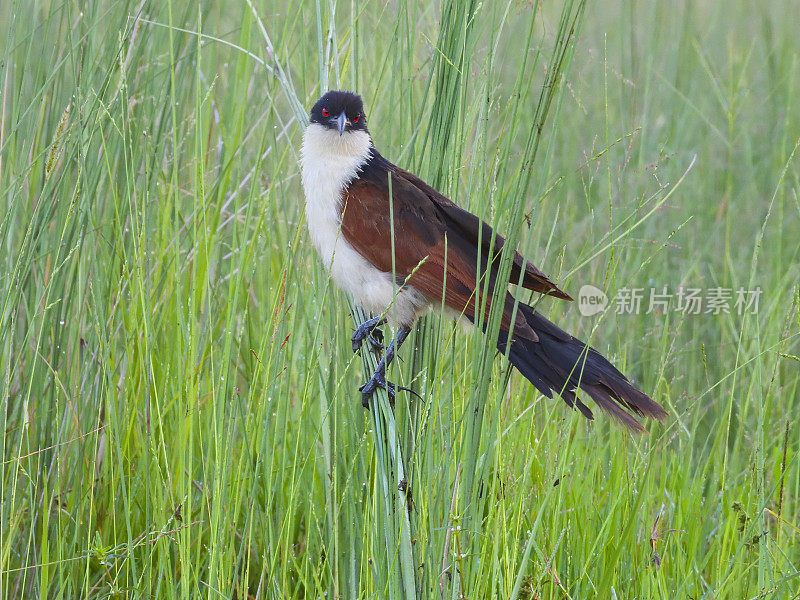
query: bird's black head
309 90 367 136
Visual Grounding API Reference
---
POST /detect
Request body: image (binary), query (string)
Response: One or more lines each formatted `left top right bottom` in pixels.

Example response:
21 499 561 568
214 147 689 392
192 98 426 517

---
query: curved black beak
332 110 348 135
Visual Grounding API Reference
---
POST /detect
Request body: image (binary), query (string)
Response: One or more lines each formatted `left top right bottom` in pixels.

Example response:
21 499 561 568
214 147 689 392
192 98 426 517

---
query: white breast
300 123 429 326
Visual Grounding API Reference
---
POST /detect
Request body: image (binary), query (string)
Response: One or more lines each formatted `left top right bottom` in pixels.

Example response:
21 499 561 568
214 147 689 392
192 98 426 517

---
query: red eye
353 114 360 123
322 108 329 117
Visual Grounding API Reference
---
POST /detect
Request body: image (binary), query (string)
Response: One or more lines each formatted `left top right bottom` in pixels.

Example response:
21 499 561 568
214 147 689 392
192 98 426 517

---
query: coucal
301 90 667 432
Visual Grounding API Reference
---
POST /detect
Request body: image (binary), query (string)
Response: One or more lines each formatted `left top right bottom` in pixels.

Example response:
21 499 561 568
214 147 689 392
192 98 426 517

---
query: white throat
300 123 429 326
301 123 373 166
300 123 373 268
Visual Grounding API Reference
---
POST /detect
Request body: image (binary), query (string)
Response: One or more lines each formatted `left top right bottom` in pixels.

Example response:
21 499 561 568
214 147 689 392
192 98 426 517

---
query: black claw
351 317 385 353
360 375 422 408
357 324 415 409
359 371 392 407
396 384 424 402
367 328 384 352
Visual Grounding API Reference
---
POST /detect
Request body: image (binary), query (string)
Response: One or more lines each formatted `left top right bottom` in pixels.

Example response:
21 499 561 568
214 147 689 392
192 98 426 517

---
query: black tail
498 303 667 432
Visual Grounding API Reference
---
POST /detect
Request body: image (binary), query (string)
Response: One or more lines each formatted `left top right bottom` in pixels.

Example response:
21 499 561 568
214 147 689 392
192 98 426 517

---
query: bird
300 90 668 432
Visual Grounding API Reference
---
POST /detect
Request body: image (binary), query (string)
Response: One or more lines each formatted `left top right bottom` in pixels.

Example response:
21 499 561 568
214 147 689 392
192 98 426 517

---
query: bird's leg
351 316 386 353
360 325 412 407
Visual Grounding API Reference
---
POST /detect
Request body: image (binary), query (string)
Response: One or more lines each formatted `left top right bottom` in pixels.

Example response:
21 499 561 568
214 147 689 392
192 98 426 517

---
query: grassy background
1 0 799 598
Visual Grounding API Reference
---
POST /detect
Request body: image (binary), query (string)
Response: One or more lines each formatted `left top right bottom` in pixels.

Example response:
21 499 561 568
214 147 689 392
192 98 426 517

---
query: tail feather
498 303 667 433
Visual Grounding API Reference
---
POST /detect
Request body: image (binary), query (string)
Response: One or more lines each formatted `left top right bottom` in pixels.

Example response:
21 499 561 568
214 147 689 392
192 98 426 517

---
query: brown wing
341 172 532 338
395 168 572 301
340 156 568 338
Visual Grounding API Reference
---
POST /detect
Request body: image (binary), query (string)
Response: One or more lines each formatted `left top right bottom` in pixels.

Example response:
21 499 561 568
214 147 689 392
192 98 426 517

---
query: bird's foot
351 317 385 353
359 374 423 408
359 370 391 407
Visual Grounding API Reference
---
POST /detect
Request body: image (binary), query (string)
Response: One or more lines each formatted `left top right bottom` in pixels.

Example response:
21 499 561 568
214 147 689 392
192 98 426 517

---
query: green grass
1 0 799 598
